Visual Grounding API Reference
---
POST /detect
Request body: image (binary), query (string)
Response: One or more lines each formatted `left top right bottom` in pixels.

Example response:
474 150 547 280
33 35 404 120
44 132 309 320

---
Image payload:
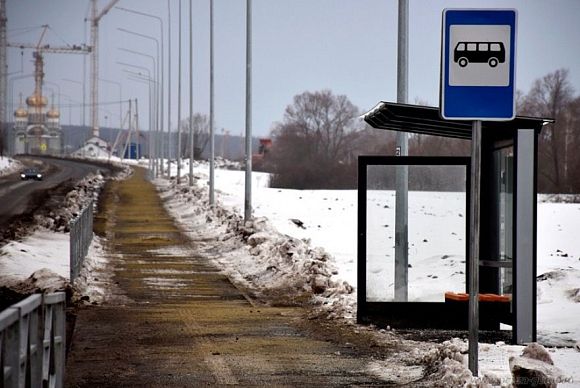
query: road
0 156 112 235
65 167 426 387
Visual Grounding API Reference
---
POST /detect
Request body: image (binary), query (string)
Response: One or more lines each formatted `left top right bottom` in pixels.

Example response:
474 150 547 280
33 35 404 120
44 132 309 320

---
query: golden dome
26 95 48 108
47 109 60 118
14 107 28 118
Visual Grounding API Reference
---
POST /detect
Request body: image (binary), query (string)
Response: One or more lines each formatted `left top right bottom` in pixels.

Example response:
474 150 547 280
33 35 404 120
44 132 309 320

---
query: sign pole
468 119 482 375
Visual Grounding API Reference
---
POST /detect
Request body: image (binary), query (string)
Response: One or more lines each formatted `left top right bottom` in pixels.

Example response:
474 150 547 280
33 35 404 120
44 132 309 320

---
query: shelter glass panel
365 164 467 303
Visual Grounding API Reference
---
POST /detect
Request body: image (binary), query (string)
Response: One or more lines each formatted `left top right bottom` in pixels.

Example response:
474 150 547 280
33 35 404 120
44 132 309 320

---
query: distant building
72 136 110 159
252 138 273 171
13 93 63 156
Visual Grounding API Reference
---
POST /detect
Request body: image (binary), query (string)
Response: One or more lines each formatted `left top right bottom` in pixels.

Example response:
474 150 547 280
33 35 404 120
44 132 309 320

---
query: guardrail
0 292 66 388
69 200 94 284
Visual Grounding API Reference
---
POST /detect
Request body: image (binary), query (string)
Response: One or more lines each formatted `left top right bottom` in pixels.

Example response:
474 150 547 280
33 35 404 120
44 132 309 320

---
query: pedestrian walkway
65 168 387 387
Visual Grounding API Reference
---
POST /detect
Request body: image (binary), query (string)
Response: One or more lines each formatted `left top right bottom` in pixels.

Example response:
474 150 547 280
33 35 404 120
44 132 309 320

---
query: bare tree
178 113 210 159
566 96 580 191
519 69 575 192
0 124 5 158
270 90 361 188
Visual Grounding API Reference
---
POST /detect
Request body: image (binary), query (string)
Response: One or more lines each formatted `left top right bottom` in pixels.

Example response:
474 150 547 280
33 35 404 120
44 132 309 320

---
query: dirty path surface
65 168 397 387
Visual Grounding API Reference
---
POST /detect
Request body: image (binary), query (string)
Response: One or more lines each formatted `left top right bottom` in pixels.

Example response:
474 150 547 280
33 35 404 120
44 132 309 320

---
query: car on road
20 168 43 181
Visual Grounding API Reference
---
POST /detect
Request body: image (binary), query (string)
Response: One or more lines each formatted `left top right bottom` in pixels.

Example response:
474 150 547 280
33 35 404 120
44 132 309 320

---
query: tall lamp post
126 71 157 170
244 0 252 221
394 0 409 302
62 78 86 127
98 77 122 145
115 5 165 177
188 0 194 186
177 0 183 184
118 27 161 176
118 61 154 166
118 49 158 174
209 0 215 204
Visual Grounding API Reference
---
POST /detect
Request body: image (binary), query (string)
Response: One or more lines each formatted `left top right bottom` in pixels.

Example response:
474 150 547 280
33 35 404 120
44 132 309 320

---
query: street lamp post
8 74 34 155
177 0 182 184
98 78 122 145
118 49 157 174
115 5 165 177
119 61 154 167
9 74 33 119
117 27 161 177
43 81 61 107
167 0 172 177
126 73 156 170
244 0 252 221
123 73 154 170
209 0 215 205
188 0 194 186
62 78 86 127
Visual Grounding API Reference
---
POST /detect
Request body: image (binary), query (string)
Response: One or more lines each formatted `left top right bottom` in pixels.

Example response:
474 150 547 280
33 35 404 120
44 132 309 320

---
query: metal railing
0 292 66 388
69 200 94 284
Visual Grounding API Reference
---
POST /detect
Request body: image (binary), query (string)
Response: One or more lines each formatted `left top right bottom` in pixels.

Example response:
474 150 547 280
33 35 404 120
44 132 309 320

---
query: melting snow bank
0 156 21 177
154 162 580 387
421 339 575 387
0 163 132 303
156 176 355 316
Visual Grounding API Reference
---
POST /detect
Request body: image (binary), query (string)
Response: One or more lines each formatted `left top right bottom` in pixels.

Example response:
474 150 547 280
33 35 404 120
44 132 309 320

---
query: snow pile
0 268 71 302
0 230 69 279
0 163 130 299
539 194 580 203
510 343 572 387
157 176 355 314
214 157 242 170
421 339 475 387
35 171 106 232
70 235 124 305
0 157 21 177
536 268 580 346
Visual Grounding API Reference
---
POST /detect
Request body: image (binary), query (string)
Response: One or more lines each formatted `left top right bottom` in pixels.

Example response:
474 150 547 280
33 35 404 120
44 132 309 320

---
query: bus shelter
357 102 553 344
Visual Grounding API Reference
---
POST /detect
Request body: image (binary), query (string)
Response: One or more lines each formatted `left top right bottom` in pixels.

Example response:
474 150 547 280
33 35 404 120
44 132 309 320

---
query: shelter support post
514 128 536 344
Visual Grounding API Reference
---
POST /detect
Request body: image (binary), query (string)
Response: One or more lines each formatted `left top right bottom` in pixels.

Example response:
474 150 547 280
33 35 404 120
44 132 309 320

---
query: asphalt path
0 156 112 231
65 168 407 387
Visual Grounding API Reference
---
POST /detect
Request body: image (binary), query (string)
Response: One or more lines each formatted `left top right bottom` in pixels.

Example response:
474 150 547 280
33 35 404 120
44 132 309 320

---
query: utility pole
394 0 409 302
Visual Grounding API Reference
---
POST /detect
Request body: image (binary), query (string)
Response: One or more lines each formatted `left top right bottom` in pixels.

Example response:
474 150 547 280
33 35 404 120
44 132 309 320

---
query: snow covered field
1 157 579 385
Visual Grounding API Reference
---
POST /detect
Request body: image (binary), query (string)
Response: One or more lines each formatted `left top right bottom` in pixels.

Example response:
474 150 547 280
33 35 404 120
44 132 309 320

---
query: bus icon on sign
454 41 505 68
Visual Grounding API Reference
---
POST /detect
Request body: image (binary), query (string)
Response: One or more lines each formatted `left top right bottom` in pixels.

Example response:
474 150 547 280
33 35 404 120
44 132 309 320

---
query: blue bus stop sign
440 9 517 121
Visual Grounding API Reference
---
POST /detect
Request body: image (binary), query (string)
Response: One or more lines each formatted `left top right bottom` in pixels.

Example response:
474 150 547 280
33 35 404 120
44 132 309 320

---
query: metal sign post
440 9 517 376
468 120 482 374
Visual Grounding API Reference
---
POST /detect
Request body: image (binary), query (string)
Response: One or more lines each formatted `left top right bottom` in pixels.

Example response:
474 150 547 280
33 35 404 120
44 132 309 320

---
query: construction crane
0 0 119 143
90 0 121 138
7 25 91 115
4 24 90 155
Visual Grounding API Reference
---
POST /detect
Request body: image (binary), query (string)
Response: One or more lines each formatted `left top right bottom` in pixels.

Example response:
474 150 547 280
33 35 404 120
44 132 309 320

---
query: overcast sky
6 0 580 137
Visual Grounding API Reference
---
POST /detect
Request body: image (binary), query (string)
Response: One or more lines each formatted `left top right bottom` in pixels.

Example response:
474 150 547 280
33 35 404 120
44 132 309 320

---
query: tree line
266 69 580 194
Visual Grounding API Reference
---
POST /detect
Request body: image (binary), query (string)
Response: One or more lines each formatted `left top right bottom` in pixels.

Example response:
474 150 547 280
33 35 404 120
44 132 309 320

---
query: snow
0 229 70 278
1 157 579 385
0 156 21 177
